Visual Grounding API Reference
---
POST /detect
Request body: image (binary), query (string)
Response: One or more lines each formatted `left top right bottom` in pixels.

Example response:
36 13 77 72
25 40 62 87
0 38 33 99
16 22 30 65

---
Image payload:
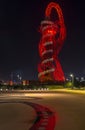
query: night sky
0 0 85 81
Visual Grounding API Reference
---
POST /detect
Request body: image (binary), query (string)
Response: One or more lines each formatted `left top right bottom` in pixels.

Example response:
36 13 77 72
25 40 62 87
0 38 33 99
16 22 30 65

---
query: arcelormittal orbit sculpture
38 2 66 82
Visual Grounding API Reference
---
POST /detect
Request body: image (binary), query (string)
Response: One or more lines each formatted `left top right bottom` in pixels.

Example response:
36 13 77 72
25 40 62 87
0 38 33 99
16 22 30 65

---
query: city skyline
0 0 85 80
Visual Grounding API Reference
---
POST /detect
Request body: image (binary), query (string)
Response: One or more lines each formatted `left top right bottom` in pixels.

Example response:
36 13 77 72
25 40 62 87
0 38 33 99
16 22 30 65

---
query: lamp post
70 74 74 89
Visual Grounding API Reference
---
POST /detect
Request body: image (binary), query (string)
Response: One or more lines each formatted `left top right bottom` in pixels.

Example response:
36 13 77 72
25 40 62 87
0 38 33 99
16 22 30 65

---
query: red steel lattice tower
38 2 66 82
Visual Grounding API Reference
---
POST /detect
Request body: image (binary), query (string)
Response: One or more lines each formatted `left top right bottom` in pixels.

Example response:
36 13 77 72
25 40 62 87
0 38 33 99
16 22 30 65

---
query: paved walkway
0 101 56 130
0 102 34 130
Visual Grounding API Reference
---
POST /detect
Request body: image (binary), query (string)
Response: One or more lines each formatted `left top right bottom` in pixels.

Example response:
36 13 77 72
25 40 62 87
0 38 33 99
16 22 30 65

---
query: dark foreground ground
0 90 85 130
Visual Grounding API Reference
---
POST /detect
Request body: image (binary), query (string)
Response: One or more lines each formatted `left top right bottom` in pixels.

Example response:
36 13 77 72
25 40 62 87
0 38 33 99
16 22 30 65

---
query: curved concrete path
0 101 56 130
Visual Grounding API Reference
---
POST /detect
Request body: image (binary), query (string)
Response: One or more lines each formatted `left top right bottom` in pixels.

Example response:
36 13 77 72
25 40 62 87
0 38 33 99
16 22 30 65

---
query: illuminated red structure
38 2 66 82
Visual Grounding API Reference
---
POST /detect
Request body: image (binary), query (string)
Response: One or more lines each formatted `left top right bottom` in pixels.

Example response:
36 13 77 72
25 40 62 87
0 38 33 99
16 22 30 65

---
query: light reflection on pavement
0 92 57 130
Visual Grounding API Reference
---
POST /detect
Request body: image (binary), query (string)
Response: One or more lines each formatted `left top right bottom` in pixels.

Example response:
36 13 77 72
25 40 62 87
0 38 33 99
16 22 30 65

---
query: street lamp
70 74 74 89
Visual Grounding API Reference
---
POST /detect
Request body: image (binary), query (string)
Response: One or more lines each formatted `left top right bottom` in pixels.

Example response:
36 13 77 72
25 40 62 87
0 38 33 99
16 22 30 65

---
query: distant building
22 80 29 86
9 80 13 86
